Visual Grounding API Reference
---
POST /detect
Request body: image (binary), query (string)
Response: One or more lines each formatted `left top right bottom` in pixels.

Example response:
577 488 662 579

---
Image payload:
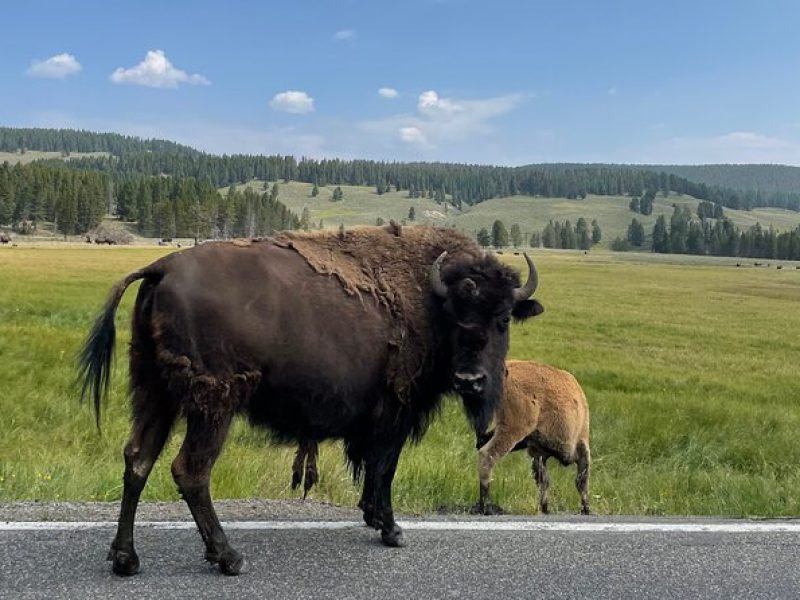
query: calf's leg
531 452 551 514
473 432 525 515
575 441 591 515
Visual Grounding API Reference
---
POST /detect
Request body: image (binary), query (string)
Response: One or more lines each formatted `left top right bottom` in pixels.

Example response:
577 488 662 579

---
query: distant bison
0 233 10 244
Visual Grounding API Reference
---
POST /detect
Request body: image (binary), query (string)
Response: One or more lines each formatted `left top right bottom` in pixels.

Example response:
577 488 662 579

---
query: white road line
2 520 800 533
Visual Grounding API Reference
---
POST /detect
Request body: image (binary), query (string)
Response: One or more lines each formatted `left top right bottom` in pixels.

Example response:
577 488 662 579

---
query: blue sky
4 0 800 165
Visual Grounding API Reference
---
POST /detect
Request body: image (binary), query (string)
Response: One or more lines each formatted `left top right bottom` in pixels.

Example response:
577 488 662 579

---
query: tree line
5 127 798 212
61 151 799 211
618 205 800 260
476 218 602 250
0 161 298 238
0 161 107 235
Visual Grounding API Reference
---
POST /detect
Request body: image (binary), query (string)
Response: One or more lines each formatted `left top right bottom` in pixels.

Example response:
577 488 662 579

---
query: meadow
231 180 800 248
0 150 109 166
1 244 799 517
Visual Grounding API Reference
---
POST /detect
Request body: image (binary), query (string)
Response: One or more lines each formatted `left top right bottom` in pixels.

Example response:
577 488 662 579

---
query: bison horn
512 253 538 302
430 251 449 298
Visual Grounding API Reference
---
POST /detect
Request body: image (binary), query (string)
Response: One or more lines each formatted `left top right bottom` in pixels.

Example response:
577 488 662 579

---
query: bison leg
373 443 405 547
357 434 405 546
575 441 591 515
109 392 176 576
302 442 319 499
291 441 319 498
171 410 242 575
531 453 551 514
291 445 307 491
357 465 377 527
472 432 522 515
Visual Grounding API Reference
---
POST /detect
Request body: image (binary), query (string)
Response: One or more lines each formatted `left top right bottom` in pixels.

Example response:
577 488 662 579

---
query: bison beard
78 224 542 576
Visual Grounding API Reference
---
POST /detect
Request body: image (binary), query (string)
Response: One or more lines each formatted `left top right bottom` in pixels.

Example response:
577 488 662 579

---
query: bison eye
497 316 511 332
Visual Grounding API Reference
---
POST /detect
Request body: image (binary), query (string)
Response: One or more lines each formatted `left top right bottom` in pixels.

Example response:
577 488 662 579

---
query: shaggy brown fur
273 224 484 399
475 360 591 515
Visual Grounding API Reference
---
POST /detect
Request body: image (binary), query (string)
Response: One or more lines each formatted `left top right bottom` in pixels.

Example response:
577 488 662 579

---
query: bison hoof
358 501 377 528
581 506 592 516
109 549 140 576
470 502 504 516
540 502 549 515
218 549 244 576
381 524 405 548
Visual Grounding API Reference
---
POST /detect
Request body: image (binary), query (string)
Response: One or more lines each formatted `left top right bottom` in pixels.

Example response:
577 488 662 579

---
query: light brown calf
474 360 591 515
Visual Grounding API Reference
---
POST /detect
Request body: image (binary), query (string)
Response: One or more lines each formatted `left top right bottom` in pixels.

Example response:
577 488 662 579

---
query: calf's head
430 252 543 432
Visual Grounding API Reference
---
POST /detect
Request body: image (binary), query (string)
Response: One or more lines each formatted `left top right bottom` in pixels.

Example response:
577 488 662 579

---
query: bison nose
453 371 487 395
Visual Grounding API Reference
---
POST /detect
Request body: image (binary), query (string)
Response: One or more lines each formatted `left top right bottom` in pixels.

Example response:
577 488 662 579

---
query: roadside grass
1 246 799 517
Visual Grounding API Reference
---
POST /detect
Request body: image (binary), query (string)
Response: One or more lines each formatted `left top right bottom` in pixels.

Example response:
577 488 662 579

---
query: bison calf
474 360 591 516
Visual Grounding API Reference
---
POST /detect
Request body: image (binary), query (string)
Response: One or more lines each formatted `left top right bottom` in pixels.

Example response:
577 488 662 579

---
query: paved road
1 506 799 599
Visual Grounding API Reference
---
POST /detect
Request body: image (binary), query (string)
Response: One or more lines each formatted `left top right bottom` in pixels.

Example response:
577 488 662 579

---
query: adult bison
79 224 543 576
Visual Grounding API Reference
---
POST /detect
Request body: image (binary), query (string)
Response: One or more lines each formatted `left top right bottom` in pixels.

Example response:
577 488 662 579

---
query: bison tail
77 269 150 430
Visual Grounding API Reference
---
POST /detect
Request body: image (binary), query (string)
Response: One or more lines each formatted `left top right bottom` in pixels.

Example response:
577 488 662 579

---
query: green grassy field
229 181 800 248
1 245 799 517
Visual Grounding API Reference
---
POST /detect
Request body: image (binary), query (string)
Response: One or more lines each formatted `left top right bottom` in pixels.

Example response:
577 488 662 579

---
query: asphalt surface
1 502 798 599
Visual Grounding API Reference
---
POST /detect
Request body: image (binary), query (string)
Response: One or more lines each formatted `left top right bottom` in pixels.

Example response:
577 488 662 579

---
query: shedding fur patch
156 348 261 419
272 225 482 400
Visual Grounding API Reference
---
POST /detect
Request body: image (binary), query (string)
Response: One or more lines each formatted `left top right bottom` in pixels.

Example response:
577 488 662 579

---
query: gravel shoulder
0 499 363 522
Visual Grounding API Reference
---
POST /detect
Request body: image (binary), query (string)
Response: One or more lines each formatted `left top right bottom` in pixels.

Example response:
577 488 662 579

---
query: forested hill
632 164 800 194
543 162 800 199
0 127 200 157
2 126 799 212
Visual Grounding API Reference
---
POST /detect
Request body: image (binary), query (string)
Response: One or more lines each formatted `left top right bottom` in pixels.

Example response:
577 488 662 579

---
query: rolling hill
228 181 800 248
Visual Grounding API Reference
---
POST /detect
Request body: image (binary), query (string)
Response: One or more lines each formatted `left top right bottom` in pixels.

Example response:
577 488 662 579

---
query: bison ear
512 299 544 322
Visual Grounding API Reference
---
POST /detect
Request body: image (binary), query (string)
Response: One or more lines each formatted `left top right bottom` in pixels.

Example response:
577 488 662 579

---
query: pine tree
591 219 602 244
311 184 319 197
651 215 670 253
491 219 509 248
627 218 645 246
408 206 416 221
477 227 491 247
300 207 311 231
542 222 557 248
561 219 576 249
332 186 343 202
510 223 522 248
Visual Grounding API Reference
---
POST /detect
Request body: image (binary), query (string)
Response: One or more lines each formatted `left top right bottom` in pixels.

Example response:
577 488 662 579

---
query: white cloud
26 53 82 79
270 91 315 114
334 29 356 41
417 90 465 118
110 50 209 88
358 89 524 156
399 126 427 145
378 87 399 99
641 131 800 164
